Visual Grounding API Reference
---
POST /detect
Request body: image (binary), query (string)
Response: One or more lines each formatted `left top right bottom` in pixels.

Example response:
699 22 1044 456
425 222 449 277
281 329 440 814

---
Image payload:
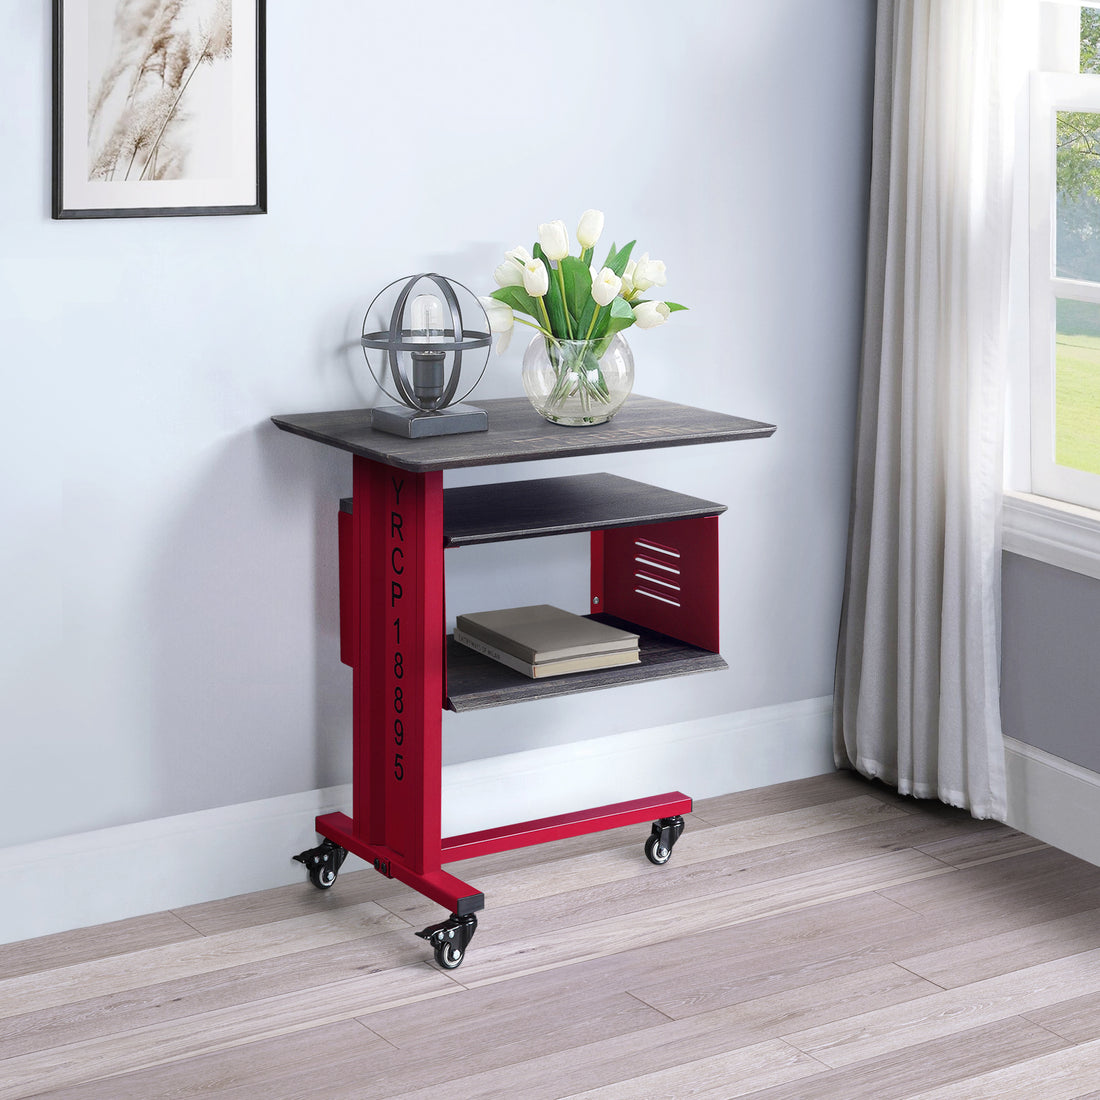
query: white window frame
1028 71 1100 513
1004 3 1100 576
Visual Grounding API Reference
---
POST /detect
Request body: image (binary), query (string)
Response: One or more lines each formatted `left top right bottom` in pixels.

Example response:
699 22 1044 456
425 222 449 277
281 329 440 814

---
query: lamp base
370 403 488 438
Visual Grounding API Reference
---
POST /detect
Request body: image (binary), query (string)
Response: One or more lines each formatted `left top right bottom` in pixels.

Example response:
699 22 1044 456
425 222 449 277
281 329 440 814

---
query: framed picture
52 0 267 219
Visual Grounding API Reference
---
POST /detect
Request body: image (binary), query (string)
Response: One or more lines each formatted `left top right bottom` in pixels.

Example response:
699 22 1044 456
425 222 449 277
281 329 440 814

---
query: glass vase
521 333 634 426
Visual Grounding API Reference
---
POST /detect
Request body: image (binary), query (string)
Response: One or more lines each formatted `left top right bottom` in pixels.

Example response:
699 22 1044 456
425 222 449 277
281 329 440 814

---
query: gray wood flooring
3 771 1100 1098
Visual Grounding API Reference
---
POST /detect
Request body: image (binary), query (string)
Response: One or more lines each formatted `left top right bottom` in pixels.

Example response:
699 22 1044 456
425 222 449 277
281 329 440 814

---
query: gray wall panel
1002 551 1100 771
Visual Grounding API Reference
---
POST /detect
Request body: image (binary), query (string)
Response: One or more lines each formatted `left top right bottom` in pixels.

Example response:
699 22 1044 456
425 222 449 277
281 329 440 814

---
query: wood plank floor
3 771 1100 1098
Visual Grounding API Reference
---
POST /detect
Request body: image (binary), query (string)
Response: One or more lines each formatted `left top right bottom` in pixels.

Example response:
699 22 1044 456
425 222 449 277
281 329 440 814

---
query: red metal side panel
338 508 357 668
594 516 720 652
351 457 445 874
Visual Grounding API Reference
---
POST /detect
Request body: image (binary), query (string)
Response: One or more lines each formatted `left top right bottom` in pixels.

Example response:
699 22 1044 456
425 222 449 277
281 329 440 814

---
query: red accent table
272 395 775 967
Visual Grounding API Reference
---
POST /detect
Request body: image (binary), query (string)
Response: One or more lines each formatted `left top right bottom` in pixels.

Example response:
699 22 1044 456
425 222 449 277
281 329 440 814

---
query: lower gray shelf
444 615 727 712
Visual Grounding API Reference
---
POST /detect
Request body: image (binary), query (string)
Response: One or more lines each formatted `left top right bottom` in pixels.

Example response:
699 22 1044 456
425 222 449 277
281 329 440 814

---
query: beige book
453 629 640 678
454 604 639 664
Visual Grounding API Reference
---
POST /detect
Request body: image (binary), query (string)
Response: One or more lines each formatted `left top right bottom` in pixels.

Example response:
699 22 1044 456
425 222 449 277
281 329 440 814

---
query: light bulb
408 292 446 408
409 293 445 344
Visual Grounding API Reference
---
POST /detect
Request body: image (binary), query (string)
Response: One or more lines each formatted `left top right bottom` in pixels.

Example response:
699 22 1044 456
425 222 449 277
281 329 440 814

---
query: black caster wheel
645 815 685 865
309 864 338 889
293 839 348 890
435 940 466 970
417 912 478 970
645 833 673 865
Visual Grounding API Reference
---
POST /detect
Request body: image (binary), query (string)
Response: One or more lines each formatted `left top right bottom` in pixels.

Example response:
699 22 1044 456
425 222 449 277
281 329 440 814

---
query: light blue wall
0 2 876 847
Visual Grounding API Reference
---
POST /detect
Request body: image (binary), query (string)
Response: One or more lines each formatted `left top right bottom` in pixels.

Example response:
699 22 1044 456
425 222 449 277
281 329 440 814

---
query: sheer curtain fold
834 0 1032 820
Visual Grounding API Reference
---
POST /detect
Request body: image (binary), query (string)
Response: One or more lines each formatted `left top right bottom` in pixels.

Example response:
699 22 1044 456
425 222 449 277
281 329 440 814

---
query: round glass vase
521 333 634 426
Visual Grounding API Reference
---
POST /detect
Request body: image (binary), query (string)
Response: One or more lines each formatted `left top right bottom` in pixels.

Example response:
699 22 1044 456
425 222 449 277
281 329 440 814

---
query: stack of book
453 604 640 679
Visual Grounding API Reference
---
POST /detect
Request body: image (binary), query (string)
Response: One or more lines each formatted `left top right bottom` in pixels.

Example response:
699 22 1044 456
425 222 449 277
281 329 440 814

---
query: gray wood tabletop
271 395 776 472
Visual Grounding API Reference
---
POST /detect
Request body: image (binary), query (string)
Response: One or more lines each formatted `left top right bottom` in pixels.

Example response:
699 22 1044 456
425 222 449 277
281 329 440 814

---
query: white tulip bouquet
479 211 686 420
480 209 686 357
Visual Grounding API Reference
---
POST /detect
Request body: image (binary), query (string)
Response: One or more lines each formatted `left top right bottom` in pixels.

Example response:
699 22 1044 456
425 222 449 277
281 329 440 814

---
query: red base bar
315 812 485 916
441 791 693 863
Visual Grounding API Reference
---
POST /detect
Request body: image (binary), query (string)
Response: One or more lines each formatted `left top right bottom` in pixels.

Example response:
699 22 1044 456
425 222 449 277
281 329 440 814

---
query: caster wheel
309 864 338 889
645 834 673 865
435 941 465 970
294 840 348 890
418 911 477 970
645 816 684 865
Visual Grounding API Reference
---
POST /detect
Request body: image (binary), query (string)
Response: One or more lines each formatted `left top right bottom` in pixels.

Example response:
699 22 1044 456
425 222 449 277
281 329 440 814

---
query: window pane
1083 8 1100 74
1055 298 1100 475
1056 111 1100 281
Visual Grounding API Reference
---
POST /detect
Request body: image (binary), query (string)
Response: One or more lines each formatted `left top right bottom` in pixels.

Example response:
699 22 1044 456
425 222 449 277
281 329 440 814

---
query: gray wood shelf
339 472 727 547
444 615 728 712
443 472 726 546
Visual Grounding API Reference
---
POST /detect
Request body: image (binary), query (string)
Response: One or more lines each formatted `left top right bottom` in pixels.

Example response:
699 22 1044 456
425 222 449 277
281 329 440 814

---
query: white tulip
505 245 531 265
537 220 570 261
621 260 637 297
522 258 550 297
632 300 671 329
631 253 667 292
479 296 515 354
493 260 525 288
576 209 605 250
591 266 622 307
480 296 514 333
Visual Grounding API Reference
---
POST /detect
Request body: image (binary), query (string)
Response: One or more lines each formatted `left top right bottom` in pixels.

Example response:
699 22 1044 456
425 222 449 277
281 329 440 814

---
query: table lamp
361 273 491 437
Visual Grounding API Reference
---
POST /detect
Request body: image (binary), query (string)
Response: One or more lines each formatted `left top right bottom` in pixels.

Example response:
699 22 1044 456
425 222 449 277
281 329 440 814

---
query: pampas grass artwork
87 0 233 183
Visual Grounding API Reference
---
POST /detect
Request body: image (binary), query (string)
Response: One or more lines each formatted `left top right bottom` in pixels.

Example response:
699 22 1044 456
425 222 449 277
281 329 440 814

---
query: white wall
0 2 875 854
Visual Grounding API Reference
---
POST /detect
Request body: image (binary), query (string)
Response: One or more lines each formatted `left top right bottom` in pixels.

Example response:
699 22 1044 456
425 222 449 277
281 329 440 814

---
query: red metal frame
321 456 698 919
441 792 693 863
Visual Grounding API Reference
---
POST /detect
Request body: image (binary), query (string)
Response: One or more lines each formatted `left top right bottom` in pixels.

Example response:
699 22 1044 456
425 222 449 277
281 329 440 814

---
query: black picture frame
52 0 267 220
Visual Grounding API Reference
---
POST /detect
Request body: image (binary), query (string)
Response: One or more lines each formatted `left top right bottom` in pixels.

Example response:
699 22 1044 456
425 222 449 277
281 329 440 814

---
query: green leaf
490 285 540 321
533 244 569 338
632 298 689 313
560 256 592 330
604 295 636 335
604 240 636 279
575 298 597 341
593 295 634 341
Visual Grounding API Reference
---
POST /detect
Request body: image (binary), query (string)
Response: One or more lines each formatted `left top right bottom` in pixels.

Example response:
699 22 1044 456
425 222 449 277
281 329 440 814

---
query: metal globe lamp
361 273 491 438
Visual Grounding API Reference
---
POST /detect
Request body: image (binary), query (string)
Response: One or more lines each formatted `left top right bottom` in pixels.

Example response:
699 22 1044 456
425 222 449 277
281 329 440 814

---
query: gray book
454 604 639 664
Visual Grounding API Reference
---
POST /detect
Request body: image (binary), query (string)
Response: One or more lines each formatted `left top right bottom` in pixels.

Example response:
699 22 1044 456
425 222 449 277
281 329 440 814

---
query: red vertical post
351 456 444 875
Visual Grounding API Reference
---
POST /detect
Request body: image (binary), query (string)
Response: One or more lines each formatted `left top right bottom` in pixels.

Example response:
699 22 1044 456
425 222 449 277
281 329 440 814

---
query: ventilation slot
635 570 680 592
632 537 682 608
634 538 680 558
634 587 682 607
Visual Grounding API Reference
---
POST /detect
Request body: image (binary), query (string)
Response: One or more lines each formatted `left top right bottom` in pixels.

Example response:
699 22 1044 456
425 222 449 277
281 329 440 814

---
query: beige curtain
833 0 1033 819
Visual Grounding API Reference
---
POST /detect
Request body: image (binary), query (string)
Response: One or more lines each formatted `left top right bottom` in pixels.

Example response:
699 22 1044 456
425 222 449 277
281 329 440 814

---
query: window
1029 6 1100 512
1005 2 1100 580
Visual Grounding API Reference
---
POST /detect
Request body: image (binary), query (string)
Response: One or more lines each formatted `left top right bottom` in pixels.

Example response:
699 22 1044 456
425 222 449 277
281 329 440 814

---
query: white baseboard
441 695 835 836
0 697 834 946
1004 737 1100 867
